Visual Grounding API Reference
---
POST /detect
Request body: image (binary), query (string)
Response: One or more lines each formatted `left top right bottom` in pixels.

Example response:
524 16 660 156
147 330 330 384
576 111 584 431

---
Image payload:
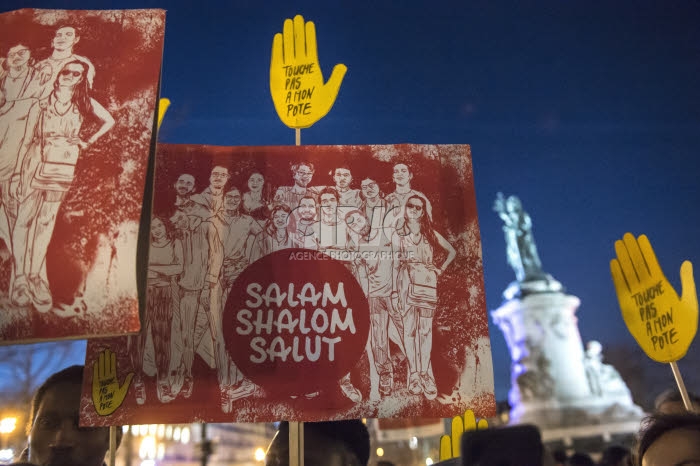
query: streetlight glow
0 449 14 461
376 447 384 457
254 447 266 462
139 435 156 460
0 418 17 434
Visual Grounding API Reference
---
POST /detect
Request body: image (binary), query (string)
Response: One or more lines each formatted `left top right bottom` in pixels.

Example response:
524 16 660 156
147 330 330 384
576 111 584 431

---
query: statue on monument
583 340 634 400
493 193 546 282
492 193 644 428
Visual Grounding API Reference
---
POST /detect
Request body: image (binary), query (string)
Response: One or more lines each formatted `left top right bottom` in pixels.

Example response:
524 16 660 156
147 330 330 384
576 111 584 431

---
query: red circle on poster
222 249 370 396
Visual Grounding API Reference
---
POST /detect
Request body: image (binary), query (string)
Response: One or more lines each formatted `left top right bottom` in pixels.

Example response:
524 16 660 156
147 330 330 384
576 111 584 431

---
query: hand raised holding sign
92 348 134 416
270 15 347 129
610 233 698 363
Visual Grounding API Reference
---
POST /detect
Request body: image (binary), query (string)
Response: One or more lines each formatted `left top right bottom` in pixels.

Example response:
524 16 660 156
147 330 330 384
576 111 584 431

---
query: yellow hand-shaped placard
270 15 347 129
92 348 134 416
439 409 488 461
610 233 698 363
157 98 170 129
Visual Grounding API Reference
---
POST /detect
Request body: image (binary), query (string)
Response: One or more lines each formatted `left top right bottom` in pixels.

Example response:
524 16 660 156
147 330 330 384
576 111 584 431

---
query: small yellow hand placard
92 348 134 416
270 15 347 129
439 409 488 461
610 233 698 363
157 98 170 129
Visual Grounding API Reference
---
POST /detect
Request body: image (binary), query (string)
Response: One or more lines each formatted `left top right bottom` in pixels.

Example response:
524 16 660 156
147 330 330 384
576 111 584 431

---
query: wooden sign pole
289 420 304 466
289 124 304 466
109 426 117 466
670 361 695 412
289 126 304 466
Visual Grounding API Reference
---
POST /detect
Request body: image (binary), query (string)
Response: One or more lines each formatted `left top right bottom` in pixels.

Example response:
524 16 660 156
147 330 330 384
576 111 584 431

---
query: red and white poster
82 143 495 424
0 9 165 341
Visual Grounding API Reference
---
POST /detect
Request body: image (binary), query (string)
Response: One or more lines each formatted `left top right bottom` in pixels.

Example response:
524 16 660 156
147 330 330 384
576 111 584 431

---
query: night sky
2 0 700 402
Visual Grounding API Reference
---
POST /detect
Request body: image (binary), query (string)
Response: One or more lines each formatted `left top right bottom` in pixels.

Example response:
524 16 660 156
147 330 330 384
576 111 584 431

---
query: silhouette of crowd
11 365 700 466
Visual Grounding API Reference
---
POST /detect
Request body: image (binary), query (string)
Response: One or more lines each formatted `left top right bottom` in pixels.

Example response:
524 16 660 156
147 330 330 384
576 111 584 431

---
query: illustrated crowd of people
140 159 456 412
0 26 114 312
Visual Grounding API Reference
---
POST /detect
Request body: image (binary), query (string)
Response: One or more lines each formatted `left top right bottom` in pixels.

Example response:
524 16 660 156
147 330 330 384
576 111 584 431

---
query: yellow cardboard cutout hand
439 409 488 461
610 233 698 363
91 348 134 416
157 98 170 129
270 15 347 129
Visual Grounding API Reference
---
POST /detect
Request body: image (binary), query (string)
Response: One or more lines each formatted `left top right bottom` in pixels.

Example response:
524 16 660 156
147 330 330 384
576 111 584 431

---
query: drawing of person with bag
10 59 114 312
391 195 455 400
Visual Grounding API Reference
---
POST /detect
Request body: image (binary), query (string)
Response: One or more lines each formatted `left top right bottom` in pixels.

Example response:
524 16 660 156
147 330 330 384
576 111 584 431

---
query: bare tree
602 339 700 412
0 340 86 406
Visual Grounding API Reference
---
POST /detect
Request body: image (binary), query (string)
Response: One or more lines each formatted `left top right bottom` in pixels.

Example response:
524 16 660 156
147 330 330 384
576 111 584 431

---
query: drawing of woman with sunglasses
10 59 114 312
391 194 455 400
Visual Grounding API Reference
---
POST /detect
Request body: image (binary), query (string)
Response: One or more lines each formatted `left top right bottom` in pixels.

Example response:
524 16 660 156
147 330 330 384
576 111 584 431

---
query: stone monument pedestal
492 279 644 431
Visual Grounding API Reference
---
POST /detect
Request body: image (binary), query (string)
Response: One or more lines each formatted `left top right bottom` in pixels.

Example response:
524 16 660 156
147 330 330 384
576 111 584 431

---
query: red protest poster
0 9 165 342
81 143 495 424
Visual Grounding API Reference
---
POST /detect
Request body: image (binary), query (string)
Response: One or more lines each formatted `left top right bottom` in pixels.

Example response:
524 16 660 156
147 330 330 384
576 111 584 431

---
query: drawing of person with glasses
0 44 34 109
359 177 385 218
0 44 36 255
391 195 455 400
10 60 114 312
273 162 318 210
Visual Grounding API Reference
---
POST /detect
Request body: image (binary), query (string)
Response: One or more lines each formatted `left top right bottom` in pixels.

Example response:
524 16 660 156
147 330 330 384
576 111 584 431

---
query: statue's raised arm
493 192 513 227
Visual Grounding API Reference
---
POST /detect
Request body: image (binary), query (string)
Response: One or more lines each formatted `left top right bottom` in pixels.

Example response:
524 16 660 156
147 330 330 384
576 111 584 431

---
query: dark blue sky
4 0 700 401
